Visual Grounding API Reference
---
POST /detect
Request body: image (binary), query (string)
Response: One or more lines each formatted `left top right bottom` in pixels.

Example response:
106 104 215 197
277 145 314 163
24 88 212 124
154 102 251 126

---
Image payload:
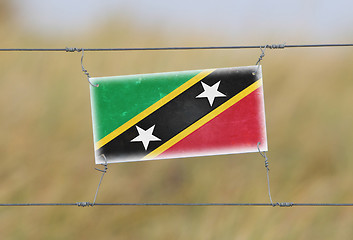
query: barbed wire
0 43 352 52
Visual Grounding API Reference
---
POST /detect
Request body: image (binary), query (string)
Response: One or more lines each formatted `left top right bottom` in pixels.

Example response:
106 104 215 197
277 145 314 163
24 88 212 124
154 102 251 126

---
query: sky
10 0 353 42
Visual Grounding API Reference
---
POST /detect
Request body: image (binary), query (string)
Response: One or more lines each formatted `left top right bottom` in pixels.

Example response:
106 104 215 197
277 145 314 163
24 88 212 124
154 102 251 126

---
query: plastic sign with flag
90 65 267 164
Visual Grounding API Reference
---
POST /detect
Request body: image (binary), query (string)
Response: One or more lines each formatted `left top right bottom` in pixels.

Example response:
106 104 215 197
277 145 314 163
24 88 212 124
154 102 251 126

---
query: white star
196 81 226 106
130 125 161 150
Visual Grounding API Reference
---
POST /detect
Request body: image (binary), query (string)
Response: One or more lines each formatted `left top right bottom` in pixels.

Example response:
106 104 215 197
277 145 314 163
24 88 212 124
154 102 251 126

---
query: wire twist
65 47 82 52
76 202 93 207
252 43 286 75
80 49 99 87
255 45 267 66
266 43 286 49
92 154 108 206
257 142 274 206
252 45 267 76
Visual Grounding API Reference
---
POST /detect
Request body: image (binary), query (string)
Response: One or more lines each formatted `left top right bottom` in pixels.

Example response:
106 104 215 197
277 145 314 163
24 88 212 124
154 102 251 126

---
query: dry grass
1 15 353 240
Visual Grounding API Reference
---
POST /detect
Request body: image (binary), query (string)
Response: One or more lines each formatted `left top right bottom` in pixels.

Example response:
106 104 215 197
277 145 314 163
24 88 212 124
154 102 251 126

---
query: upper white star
196 81 226 106
130 125 161 150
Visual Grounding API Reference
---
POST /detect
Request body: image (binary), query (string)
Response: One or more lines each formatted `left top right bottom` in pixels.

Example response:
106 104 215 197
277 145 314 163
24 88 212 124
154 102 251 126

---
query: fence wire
0 43 352 52
1 202 353 207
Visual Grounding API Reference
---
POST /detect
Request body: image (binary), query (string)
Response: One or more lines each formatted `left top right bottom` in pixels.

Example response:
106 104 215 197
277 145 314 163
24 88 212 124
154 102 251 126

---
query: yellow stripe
143 79 263 160
95 69 215 150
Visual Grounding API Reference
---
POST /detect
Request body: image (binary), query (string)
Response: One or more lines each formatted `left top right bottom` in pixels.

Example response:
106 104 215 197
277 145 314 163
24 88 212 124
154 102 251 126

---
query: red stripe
158 87 267 158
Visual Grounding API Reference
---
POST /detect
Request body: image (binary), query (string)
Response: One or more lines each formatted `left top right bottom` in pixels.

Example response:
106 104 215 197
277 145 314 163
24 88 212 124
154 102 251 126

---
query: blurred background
1 0 353 239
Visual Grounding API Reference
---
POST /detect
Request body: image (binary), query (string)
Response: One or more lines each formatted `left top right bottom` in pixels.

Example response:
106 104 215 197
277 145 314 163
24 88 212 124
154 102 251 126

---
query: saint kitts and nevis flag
89 65 267 164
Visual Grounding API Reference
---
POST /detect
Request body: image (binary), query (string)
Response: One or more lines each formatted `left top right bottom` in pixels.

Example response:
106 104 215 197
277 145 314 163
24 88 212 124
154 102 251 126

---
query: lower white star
196 81 226 106
130 125 161 150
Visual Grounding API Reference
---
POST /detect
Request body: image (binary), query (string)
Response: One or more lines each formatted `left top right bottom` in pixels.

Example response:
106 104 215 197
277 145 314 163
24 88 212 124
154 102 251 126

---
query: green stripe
90 70 202 142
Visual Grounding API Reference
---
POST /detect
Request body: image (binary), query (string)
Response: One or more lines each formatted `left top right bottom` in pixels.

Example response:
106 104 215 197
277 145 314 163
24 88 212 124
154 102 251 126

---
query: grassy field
1 13 353 239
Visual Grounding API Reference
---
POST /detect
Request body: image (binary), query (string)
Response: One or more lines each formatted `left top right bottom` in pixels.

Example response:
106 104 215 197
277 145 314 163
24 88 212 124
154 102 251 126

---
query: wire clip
253 43 286 75
266 43 286 49
274 202 294 207
65 47 82 52
257 142 274 205
76 202 93 207
66 47 98 87
80 49 99 87
92 155 108 206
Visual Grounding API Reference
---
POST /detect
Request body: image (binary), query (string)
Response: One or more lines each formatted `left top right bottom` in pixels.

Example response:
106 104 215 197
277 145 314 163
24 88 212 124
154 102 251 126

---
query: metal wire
0 202 353 207
80 49 99 87
92 155 108 205
257 142 273 205
0 203 78 206
253 46 267 75
0 43 353 52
